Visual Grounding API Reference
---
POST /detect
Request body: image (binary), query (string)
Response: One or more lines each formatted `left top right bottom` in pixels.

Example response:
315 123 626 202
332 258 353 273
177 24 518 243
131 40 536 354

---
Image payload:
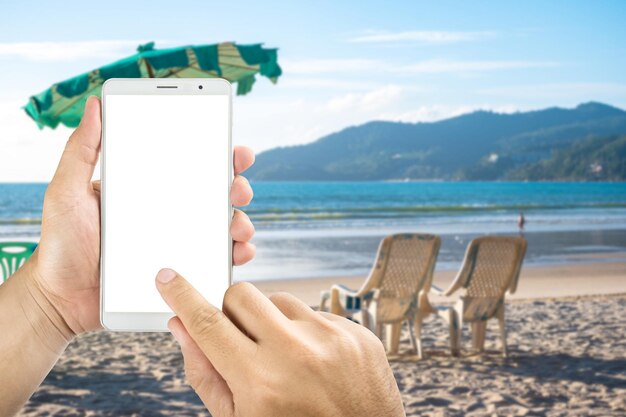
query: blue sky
1 0 626 181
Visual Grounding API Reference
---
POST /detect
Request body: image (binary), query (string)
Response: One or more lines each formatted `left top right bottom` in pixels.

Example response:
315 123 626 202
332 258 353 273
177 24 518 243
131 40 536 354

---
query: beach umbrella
24 41 282 129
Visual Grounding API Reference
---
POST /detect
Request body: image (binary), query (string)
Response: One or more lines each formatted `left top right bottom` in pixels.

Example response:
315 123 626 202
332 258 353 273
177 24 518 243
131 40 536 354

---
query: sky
1 0 626 181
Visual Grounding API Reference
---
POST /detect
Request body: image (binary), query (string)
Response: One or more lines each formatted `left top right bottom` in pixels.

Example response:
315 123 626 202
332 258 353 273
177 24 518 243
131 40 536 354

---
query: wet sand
19 260 626 417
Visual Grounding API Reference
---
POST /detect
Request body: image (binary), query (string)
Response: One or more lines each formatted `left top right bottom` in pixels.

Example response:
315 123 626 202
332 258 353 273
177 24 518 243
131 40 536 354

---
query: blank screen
103 94 230 313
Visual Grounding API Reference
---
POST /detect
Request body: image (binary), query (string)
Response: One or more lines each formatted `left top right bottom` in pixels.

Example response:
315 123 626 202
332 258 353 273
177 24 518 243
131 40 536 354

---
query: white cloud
398 59 558 74
233 85 408 152
279 77 375 90
380 105 476 122
281 57 557 76
327 85 402 112
0 100 72 182
479 82 626 99
348 30 495 44
0 40 153 62
379 104 521 123
281 58 380 74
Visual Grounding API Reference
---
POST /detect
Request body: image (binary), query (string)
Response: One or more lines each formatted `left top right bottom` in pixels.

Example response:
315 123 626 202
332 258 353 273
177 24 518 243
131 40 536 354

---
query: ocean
2 182 626 280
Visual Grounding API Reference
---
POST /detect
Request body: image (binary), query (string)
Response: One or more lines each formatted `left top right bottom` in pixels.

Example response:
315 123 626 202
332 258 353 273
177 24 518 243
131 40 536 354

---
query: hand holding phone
27 95 255 336
0 95 256 415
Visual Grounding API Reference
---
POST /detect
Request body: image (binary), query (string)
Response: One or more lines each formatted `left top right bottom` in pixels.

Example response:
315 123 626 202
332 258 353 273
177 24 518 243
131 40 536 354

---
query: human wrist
14 259 75 351
0 258 74 417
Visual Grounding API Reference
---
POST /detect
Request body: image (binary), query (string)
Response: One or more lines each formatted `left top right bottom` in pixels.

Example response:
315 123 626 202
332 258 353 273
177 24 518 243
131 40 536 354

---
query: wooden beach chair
319 233 441 357
431 236 527 357
0 241 38 283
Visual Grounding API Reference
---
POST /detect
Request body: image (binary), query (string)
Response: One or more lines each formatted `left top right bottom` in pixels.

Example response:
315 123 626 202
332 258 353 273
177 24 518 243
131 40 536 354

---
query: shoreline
1 234 624 306
235 229 626 281
250 259 626 307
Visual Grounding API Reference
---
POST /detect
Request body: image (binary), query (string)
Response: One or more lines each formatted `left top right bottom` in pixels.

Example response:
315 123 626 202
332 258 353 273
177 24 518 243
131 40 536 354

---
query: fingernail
157 268 177 283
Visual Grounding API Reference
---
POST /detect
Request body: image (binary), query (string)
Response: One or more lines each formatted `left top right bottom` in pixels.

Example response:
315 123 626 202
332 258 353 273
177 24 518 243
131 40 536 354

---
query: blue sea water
245 181 626 234
0 183 46 237
2 181 626 280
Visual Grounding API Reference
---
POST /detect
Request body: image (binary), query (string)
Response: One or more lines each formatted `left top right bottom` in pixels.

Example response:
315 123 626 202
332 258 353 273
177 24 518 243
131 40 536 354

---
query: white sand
252 258 626 307
18 259 626 417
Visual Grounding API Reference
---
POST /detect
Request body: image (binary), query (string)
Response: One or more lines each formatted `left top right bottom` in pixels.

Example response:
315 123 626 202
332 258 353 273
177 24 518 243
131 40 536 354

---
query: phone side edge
99 82 109 330
228 81 233 290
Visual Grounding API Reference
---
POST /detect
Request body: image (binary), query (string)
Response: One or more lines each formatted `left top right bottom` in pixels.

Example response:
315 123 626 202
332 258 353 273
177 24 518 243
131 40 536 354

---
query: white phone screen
103 93 230 313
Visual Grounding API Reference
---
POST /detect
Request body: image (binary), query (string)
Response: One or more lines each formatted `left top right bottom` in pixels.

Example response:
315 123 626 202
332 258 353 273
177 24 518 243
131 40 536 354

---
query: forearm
0 260 73 416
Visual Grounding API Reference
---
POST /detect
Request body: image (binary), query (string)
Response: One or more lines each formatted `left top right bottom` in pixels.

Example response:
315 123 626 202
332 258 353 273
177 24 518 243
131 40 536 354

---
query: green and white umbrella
24 41 282 129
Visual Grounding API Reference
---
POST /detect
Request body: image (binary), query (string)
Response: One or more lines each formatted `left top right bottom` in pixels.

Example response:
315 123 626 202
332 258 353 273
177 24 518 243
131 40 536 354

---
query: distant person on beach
518 211 526 235
0 97 404 417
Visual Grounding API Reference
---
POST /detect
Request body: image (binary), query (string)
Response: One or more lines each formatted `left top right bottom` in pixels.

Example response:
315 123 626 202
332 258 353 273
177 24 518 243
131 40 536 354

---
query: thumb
50 96 101 190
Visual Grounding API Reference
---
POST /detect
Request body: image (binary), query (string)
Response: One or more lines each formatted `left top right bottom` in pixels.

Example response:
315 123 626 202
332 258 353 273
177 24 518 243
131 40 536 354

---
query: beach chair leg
360 308 372 331
437 307 460 357
471 321 487 353
407 319 417 352
413 318 425 359
386 323 401 355
375 323 383 341
330 288 343 316
497 306 507 358
319 290 330 312
449 309 461 357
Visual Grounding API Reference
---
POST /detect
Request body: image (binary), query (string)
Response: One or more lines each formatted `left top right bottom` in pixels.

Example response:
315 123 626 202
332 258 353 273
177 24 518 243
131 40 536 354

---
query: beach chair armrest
430 285 445 296
331 284 360 297
330 284 375 312
331 284 375 299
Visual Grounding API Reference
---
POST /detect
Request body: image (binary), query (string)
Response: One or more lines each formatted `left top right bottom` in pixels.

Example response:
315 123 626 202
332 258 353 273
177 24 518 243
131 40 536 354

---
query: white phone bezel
100 78 233 332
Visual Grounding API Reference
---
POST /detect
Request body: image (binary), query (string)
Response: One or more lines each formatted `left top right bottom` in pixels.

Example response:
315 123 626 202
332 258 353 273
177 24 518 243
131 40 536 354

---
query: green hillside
509 135 626 181
246 102 626 181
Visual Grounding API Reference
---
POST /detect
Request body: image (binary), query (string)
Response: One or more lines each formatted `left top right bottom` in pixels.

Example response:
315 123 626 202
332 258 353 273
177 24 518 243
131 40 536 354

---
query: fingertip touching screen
103 92 230 313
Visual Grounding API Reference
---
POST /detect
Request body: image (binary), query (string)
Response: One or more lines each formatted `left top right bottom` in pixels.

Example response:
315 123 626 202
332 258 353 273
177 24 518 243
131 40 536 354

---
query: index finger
155 268 256 381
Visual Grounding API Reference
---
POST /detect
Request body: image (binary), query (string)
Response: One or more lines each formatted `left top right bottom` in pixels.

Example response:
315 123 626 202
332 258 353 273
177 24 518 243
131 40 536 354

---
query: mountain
508 135 626 181
246 102 626 181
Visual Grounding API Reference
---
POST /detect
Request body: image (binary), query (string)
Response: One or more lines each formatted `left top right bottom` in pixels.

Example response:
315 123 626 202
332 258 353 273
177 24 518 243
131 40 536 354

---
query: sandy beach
253 254 626 307
18 258 626 416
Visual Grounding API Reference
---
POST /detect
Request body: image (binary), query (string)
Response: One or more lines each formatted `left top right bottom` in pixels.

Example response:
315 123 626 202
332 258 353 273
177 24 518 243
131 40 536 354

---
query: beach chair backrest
461 236 527 298
374 234 441 321
0 242 38 282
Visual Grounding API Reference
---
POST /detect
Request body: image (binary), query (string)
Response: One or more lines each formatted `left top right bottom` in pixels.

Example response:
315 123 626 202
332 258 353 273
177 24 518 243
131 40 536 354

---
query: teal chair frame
0 242 38 282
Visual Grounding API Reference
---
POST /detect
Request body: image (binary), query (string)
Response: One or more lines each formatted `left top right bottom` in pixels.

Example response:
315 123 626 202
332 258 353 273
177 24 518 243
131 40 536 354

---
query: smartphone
100 78 232 331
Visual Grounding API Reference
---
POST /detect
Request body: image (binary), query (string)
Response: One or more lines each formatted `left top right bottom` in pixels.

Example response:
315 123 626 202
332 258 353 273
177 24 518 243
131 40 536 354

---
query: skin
156 270 405 417
0 96 406 417
0 97 255 416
